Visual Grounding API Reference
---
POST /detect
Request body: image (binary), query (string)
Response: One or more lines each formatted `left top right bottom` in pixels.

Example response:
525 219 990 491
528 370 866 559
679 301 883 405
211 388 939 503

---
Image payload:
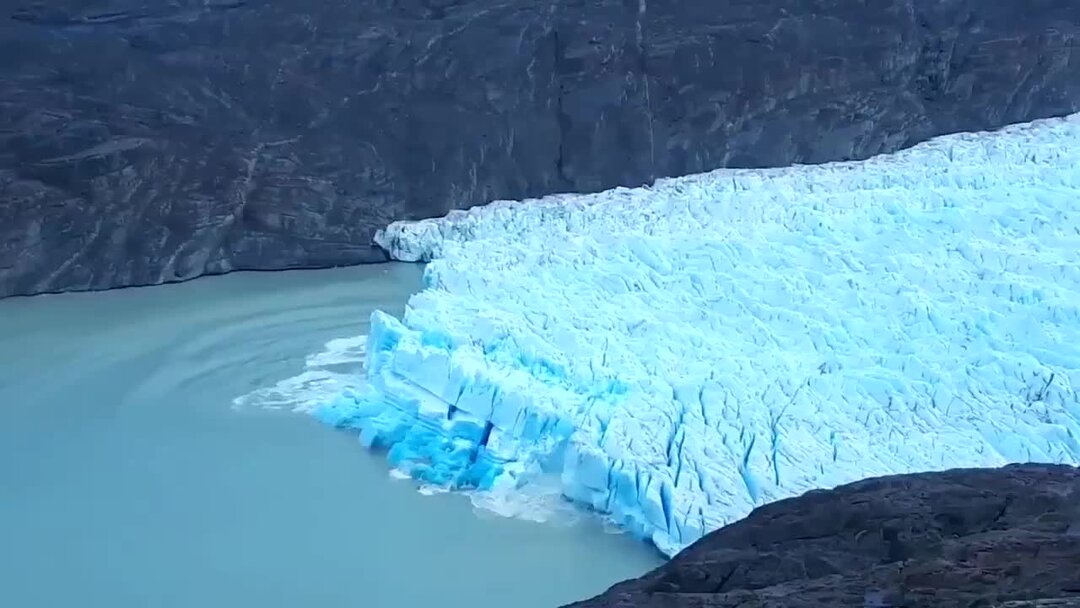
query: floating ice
233 335 368 413
318 114 1080 556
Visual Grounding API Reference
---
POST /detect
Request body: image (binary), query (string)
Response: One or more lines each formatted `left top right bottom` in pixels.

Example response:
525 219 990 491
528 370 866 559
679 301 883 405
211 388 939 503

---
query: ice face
318 114 1080 557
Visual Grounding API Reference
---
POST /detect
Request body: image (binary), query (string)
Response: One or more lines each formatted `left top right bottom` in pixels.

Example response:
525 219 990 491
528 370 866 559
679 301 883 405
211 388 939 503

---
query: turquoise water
0 265 660 608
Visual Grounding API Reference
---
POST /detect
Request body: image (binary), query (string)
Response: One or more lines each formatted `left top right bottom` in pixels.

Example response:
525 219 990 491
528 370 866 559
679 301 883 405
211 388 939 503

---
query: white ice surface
321 114 1080 556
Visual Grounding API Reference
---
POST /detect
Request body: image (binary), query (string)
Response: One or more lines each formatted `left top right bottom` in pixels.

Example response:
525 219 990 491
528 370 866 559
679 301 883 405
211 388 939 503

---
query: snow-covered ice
316 114 1080 556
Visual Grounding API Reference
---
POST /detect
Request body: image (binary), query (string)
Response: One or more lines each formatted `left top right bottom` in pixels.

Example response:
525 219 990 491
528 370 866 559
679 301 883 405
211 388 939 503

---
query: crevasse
316 114 1080 557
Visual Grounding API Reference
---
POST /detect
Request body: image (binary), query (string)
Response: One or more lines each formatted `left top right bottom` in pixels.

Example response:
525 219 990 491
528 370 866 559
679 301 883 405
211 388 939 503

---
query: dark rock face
2 1 1079 298
568 464 1080 608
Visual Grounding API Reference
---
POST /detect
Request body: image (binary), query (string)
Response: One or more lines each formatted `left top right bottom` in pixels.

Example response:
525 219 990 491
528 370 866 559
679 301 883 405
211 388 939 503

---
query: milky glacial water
0 264 660 608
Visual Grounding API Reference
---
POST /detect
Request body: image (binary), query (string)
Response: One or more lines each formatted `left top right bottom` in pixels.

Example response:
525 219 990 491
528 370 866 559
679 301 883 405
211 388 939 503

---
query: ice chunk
325 114 1080 556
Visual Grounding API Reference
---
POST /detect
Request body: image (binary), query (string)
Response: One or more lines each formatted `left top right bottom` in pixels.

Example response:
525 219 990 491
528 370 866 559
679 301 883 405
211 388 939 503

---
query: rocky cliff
2 0 1079 297
567 464 1080 608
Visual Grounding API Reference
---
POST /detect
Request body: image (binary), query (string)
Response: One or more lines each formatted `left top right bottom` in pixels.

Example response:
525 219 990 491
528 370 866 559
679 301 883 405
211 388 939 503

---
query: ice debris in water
233 336 368 413
316 114 1080 556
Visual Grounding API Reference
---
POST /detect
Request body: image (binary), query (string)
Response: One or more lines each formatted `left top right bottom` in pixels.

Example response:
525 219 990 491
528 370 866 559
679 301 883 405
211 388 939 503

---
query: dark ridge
566 463 1080 608
2 0 1079 298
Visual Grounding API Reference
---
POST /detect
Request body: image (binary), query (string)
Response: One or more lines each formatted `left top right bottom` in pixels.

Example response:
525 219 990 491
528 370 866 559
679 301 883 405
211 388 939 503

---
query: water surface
0 264 660 608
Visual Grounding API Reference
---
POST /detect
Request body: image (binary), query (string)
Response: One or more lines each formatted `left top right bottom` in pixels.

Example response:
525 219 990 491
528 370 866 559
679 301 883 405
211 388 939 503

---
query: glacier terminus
316 114 1080 557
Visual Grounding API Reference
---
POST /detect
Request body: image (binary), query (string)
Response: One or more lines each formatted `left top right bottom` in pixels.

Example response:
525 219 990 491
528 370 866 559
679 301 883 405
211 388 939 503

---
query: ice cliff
317 114 1080 557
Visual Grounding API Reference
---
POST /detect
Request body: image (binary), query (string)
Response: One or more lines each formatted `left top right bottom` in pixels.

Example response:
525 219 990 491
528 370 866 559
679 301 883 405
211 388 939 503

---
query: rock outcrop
3 0 1080 297
567 464 1080 608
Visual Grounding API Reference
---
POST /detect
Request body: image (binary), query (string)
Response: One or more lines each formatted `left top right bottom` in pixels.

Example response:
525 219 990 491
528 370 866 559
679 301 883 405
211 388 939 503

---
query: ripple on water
0 264 660 608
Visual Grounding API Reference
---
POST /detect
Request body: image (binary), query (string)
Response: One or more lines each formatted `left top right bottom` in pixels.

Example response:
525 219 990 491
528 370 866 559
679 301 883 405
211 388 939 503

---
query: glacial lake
0 264 660 608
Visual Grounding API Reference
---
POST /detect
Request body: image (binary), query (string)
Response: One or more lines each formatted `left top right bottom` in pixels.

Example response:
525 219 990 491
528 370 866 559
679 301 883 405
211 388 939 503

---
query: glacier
316 114 1080 557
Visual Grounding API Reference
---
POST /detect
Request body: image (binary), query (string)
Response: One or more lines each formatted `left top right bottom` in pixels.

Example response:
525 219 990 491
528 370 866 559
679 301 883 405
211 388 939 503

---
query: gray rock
2 0 1079 297
566 463 1080 608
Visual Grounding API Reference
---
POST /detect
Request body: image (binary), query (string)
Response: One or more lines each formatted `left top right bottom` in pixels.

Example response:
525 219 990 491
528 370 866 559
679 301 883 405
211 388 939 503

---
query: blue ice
316 114 1080 557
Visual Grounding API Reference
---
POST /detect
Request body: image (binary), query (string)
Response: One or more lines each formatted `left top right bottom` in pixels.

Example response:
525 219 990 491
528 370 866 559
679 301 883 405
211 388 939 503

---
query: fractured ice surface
318 114 1080 556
